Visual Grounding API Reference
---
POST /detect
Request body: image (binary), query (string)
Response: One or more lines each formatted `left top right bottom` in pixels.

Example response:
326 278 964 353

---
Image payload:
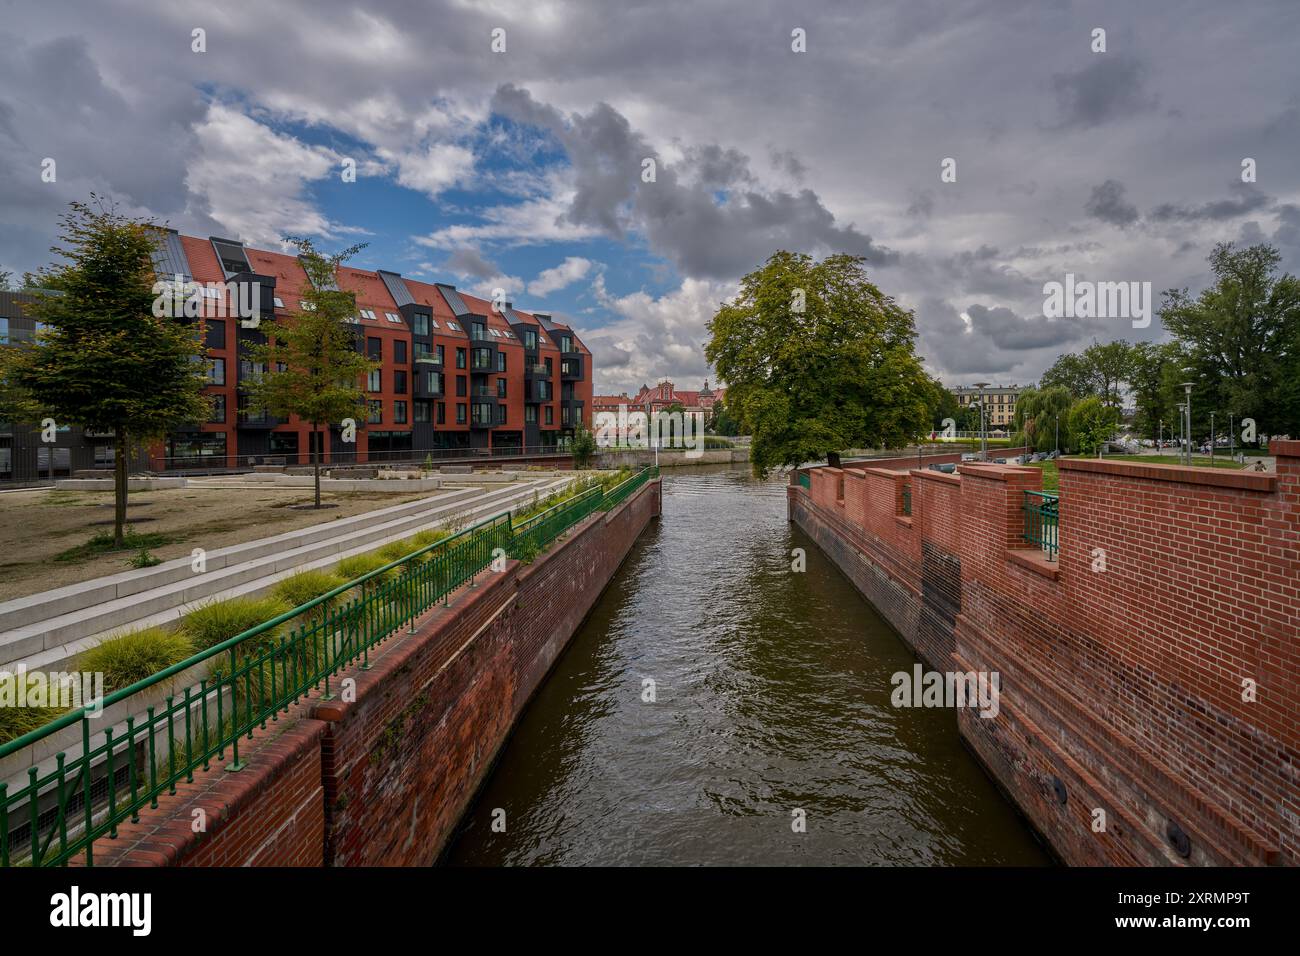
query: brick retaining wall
792 446 1299 866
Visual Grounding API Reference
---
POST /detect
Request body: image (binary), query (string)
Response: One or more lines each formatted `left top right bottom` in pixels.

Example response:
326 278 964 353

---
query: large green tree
240 238 378 508
707 396 740 436
1068 395 1119 456
705 251 931 476
4 199 209 545
1013 386 1073 452
1038 351 1099 399
1128 341 1181 441
1158 243 1300 441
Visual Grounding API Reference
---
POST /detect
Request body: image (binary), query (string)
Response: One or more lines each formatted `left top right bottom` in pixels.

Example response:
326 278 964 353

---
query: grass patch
181 595 292 652
336 552 393 582
272 569 346 609
55 527 176 563
0 672 67 745
80 626 195 693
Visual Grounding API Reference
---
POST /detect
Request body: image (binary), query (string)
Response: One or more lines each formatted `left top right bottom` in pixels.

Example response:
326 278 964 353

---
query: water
443 466 1049 866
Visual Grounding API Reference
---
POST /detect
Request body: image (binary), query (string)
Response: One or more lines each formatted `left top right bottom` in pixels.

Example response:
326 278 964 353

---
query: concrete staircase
0 476 574 678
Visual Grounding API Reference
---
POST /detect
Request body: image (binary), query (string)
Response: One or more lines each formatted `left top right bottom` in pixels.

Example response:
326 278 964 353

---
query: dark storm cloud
1085 180 1140 227
1149 184 1272 222
491 84 898 280
1051 56 1156 129
443 248 504 280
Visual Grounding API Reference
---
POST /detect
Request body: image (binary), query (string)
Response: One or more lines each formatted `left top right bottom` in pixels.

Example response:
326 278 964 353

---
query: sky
1 0 1298 396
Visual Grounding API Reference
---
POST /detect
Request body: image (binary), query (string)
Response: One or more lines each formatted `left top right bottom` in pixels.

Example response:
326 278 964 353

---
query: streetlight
1159 420 1164 457
1180 381 1194 465
1054 414 1060 457
973 382 990 460
1209 412 1215 466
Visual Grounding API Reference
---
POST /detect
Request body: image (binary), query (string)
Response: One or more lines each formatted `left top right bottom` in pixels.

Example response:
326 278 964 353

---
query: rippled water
443 466 1049 866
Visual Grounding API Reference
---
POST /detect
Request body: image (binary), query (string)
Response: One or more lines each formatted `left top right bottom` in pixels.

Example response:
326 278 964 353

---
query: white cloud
185 103 344 247
528 256 593 295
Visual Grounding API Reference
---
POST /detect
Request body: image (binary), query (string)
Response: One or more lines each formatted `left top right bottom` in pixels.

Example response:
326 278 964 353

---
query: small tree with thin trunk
4 198 209 546
239 238 377 508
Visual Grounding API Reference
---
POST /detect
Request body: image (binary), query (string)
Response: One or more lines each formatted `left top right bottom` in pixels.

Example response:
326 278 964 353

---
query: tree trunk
313 423 322 509
114 428 128 547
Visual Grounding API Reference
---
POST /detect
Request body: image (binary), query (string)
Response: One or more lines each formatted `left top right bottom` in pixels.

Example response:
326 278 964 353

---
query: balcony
561 358 582 380
236 410 284 429
414 352 442 366
524 362 549 380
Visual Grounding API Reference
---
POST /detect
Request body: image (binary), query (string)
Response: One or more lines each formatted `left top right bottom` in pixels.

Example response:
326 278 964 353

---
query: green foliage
272 569 346 609
128 548 162 569
181 595 291 652
335 552 392 582
80 626 194 693
1038 351 1100 399
1158 243 1300 440
3 198 211 544
571 421 598 468
924 376 960 431
0 672 67 746
1067 396 1119 455
240 237 379 507
707 396 740 436
705 251 931 476
1013 386 1074 452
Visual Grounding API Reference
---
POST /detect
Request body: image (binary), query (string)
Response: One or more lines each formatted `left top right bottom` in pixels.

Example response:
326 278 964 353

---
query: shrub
181 595 292 652
336 552 392 582
80 626 194 693
376 537 419 563
0 672 67 745
272 569 346 610
129 548 162 569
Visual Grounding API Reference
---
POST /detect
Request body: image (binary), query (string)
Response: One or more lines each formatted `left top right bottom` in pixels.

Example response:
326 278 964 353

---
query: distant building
627 379 726 418
951 384 1024 429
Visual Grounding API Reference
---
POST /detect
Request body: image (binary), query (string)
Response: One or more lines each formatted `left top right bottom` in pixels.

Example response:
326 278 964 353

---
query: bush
336 552 392 582
181 595 292 652
272 569 346 609
0 672 67 745
376 537 420 563
80 626 194 693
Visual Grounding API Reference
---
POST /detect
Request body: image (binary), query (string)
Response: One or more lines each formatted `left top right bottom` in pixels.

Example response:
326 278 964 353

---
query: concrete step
0 478 572 671
0 486 487 635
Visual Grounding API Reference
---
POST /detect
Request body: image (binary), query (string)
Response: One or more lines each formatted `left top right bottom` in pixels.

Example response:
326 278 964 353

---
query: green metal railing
0 467 657 867
901 484 912 516
1022 491 1059 560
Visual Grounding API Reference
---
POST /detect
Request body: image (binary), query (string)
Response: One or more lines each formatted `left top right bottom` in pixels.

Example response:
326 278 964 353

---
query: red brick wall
792 444 1300 866
87 479 660 867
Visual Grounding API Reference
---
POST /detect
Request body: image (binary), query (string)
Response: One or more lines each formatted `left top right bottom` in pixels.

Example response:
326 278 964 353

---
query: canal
444 465 1049 865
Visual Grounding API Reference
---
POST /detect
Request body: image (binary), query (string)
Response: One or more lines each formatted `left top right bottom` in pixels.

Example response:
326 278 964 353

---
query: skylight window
447 321 460 331
359 308 377 321
429 317 440 328
489 328 501 337
273 297 284 308
385 312 402 323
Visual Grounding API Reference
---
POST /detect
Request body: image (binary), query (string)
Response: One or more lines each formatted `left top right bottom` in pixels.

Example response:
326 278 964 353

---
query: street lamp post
1181 381 1194 465
973 383 990 461
1209 412 1215 466
1176 403 1186 463
1159 421 1163 456
1229 413 1235 463
1055 414 1060 457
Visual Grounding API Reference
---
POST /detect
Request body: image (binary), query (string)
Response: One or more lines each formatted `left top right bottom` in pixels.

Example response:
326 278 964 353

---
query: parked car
961 453 977 462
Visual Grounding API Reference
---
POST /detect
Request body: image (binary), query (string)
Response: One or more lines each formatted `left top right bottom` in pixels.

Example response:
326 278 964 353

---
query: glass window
525 405 537 423
367 400 383 424
496 352 506 373
497 378 507 398
367 337 382 360
208 393 226 423
545 406 553 425
413 313 430 336
394 370 407 394
414 400 431 423
205 320 226 350
456 376 467 397
394 340 406 363
437 402 446 425
456 403 466 424
394 401 407 424
207 357 226 386
456 348 466 369
367 370 381 392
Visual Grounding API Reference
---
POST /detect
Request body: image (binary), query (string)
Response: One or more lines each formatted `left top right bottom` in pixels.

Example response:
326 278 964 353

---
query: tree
925 376 959 431
571 420 597 468
5 198 209 545
0 265 12 291
1129 341 1181 441
1013 386 1073 452
1082 339 1134 408
705 251 931 476
240 238 378 508
1039 352 1099 399
1068 395 1118 456
1159 243 1300 440
707 396 740 436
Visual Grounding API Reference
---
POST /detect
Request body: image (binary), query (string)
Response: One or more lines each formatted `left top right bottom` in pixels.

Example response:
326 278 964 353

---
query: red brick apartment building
145 231 592 470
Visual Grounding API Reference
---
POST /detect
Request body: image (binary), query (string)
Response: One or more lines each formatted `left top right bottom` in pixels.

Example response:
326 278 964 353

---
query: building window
448 321 460 332
471 348 492 370
427 371 442 393
437 402 446 425
523 329 537 350
456 403 466 424
545 406 553 425
558 334 573 352
368 400 383 424
413 313 430 335
208 393 226 423
205 320 226 350
359 309 377 321
436 344 445 364
415 341 432 361
367 337 382 360
456 376 467 397
394 370 407 394
207 357 225 386
525 405 537 424
415 400 432 423
497 352 507 373
456 348 466 369
562 405 572 425
394 401 407 424
497 378 507 398
367 370 381 392
496 404 507 424
544 358 552 374
385 312 402 323
394 340 407 363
